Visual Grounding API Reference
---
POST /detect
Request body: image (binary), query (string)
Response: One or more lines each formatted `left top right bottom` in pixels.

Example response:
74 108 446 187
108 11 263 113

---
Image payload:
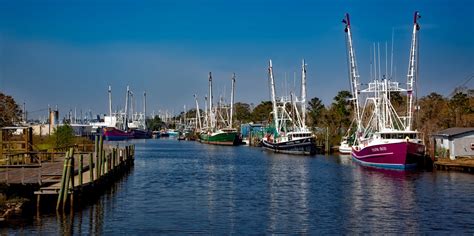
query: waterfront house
432 127 474 160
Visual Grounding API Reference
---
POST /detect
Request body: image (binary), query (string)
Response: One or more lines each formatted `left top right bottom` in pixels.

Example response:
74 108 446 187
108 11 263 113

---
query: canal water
3 139 474 234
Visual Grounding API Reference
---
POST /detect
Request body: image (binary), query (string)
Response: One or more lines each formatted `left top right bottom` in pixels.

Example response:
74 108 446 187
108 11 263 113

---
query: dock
434 158 474 174
0 136 135 212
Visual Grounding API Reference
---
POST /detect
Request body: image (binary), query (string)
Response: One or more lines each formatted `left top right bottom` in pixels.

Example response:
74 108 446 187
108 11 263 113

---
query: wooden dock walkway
434 158 474 174
0 155 90 185
0 136 135 212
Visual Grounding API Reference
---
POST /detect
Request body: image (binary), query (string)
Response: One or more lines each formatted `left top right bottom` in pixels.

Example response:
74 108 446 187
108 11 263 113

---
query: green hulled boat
199 72 241 146
199 128 240 146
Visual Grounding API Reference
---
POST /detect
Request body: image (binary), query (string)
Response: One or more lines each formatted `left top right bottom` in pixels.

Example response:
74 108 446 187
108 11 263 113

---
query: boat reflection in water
344 164 420 233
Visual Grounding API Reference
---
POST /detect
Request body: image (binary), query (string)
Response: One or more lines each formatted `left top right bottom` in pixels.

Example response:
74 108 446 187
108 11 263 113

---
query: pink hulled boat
351 131 425 169
103 127 133 141
342 12 425 169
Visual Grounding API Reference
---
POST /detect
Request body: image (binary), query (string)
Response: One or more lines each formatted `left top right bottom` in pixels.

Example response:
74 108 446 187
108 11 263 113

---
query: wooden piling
89 153 94 182
105 152 109 174
62 148 74 210
56 150 70 211
69 152 75 209
101 150 106 175
79 154 83 186
30 143 135 213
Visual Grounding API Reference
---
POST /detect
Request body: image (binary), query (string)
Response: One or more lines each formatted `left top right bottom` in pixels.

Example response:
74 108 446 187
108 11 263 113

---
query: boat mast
183 105 186 125
208 72 214 130
301 59 307 129
124 86 129 130
108 85 112 117
406 11 421 131
143 91 147 128
194 94 202 130
129 90 134 121
230 73 236 129
268 60 279 131
343 13 362 133
204 96 208 129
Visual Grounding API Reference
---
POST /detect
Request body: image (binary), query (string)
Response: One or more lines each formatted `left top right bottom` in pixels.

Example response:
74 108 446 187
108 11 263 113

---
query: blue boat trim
351 155 417 170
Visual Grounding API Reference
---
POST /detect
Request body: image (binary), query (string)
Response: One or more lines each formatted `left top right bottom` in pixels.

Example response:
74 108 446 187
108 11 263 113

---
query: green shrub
50 124 75 148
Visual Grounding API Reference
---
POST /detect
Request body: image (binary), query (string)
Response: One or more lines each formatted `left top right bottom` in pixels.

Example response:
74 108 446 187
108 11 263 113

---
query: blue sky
0 0 472 119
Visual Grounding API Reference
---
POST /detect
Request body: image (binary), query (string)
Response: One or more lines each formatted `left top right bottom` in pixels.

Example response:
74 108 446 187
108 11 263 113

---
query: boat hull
199 132 239 146
338 145 352 154
130 129 152 139
262 137 316 155
351 141 425 170
103 127 133 141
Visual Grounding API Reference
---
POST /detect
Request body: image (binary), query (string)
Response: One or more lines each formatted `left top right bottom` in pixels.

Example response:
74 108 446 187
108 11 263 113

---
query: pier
434 158 474 174
0 136 134 213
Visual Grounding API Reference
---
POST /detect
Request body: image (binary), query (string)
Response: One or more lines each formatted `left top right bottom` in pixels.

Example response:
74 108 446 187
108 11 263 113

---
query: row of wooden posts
55 135 135 211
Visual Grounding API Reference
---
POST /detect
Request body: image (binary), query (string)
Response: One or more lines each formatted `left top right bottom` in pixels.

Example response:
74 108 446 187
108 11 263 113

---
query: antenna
385 41 388 78
378 42 381 80
108 85 112 117
390 28 394 78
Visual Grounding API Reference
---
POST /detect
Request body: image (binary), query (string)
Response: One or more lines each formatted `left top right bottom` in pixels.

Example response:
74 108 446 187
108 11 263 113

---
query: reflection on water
2 139 474 234
346 165 421 233
267 153 310 234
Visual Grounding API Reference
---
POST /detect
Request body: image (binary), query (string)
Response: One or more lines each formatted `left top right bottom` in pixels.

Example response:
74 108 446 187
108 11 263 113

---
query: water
3 139 474 234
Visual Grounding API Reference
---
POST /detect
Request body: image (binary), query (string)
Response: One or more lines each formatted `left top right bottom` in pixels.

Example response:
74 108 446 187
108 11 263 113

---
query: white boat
338 138 352 154
261 60 316 155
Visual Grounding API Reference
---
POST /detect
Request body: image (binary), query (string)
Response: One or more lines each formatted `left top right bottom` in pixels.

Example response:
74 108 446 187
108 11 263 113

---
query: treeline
2 90 473 148
0 92 23 127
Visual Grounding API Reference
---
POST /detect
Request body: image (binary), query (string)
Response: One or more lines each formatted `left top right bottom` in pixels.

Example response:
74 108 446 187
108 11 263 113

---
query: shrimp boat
199 72 240 146
342 12 425 169
90 86 133 141
261 60 316 155
128 91 151 139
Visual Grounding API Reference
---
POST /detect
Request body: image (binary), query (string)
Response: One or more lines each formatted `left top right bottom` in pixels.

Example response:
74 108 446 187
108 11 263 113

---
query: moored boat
338 137 352 154
351 131 425 169
342 12 425 169
198 72 240 146
262 131 316 155
103 127 133 141
261 60 316 155
199 128 240 146
130 128 152 139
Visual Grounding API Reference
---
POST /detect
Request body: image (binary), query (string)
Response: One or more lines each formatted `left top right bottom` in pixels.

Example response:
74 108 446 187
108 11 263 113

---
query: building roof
432 127 474 138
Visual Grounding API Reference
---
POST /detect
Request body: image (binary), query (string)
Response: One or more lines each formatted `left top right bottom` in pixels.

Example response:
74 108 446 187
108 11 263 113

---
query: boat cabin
378 132 420 140
288 132 312 141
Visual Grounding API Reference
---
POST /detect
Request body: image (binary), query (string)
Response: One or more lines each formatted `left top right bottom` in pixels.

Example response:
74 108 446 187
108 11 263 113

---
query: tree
146 115 165 131
250 101 272 123
389 91 405 113
0 93 22 127
307 97 325 128
332 90 352 134
50 124 75 148
449 92 471 127
233 102 252 125
417 92 450 143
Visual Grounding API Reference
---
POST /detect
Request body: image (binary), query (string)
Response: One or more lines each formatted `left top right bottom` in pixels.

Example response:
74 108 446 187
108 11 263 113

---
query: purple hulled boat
351 131 425 169
342 12 425 169
103 127 133 141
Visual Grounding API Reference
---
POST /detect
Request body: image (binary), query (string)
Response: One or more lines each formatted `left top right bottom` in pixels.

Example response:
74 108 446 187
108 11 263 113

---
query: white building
432 127 474 160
